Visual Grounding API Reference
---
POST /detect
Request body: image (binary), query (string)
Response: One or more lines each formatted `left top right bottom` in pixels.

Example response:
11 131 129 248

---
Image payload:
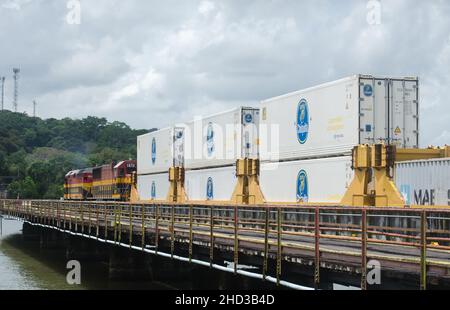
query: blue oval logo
296 170 309 202
206 122 214 156
151 138 156 165
151 181 156 199
363 84 373 97
244 113 253 123
206 177 214 200
296 99 309 144
175 130 183 140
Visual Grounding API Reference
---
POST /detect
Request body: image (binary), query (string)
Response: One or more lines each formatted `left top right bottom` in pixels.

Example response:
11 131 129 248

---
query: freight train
64 160 136 201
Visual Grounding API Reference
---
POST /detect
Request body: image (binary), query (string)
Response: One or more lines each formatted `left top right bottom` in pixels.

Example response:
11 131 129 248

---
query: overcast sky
0 0 449 146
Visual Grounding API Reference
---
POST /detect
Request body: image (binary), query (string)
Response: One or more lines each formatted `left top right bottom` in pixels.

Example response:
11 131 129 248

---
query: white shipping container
260 75 419 162
137 127 177 175
137 173 170 201
395 159 450 206
185 166 237 202
137 107 259 174
260 156 354 203
183 107 259 169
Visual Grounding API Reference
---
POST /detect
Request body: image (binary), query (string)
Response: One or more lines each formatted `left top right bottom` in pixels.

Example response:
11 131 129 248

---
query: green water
0 218 280 290
0 219 81 290
0 218 172 290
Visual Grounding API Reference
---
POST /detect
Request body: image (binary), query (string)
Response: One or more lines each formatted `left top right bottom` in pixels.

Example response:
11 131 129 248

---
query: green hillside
0 110 152 199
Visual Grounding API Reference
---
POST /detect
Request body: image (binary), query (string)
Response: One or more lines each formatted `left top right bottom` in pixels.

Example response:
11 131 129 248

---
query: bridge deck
2 200 450 289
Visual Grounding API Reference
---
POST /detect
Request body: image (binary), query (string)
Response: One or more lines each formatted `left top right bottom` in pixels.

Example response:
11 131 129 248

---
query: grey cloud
0 0 449 147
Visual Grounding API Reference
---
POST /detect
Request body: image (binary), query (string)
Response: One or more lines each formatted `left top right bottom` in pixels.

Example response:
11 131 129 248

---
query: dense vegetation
0 110 152 199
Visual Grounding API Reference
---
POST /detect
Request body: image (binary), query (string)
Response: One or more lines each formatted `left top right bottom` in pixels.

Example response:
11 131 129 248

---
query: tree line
0 110 153 199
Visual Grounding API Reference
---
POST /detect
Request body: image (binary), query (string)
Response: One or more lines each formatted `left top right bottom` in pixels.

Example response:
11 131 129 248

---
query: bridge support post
276 208 282 286
65 234 108 262
189 205 193 263
22 222 40 241
155 204 159 253
209 205 214 268
233 206 239 274
39 226 64 251
314 207 320 289
108 246 153 281
171 204 175 258
263 208 269 280
141 204 146 250
420 211 427 290
361 208 367 290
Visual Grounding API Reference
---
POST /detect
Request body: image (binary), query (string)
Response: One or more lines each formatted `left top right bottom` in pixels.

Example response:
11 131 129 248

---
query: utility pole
13 68 20 112
1 77 5 111
33 100 37 117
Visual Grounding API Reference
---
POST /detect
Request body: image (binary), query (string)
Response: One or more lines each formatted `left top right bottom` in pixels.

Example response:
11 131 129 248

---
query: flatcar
64 160 136 201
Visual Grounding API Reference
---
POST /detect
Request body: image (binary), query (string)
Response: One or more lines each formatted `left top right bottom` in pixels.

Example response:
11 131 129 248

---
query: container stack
137 74 420 204
259 74 419 204
137 127 175 200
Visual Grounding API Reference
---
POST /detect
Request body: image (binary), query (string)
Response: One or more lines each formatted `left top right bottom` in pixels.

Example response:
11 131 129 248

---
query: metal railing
2 199 450 290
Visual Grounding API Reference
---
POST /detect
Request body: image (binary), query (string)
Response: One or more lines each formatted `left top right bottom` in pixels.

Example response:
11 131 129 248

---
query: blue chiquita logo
175 130 183 140
206 177 214 200
296 170 309 202
244 113 253 124
151 181 156 200
296 99 309 144
363 84 373 97
206 122 215 156
151 137 156 165
400 184 411 204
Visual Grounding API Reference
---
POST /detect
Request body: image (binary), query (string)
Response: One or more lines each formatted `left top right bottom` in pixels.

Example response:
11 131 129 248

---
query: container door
359 77 389 144
241 108 260 159
173 127 185 167
389 79 419 148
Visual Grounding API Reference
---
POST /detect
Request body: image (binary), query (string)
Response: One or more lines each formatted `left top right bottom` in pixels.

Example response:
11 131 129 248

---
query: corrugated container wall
260 156 353 203
259 75 419 162
185 166 236 201
395 159 450 206
137 173 169 201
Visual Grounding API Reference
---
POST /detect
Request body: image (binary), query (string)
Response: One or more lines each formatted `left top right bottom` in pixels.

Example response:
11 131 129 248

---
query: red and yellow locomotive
64 160 136 201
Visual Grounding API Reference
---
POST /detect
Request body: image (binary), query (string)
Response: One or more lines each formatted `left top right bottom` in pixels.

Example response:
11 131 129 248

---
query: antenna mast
1 77 5 111
13 68 20 112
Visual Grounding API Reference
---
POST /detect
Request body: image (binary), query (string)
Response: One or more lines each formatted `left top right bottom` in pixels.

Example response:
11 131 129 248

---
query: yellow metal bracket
231 159 265 205
129 172 140 203
396 146 450 162
341 144 404 207
167 166 186 203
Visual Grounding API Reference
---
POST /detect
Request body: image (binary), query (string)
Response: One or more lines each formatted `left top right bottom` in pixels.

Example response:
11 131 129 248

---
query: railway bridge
1 199 450 290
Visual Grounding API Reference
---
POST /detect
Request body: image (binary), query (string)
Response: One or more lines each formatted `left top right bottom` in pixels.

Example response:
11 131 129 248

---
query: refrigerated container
260 156 353 203
395 158 450 206
137 173 169 201
185 166 236 202
137 127 184 175
260 75 419 162
137 107 259 174
183 107 259 169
